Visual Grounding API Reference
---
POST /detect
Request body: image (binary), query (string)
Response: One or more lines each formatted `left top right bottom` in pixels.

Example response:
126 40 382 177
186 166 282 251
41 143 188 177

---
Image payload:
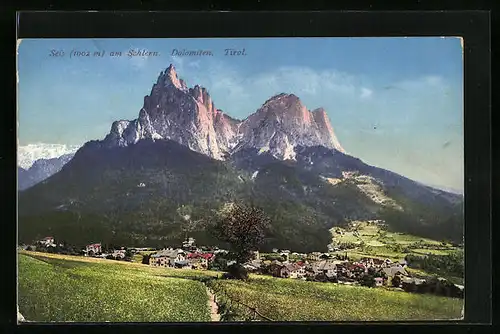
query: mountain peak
102 65 345 160
158 64 187 91
263 93 300 106
166 63 176 73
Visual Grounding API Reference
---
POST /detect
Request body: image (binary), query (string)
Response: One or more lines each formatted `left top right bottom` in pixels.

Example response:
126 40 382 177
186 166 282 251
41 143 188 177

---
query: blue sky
17 37 463 192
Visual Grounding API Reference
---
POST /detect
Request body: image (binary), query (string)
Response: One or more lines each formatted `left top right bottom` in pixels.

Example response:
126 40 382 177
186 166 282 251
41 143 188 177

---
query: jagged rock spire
103 66 344 160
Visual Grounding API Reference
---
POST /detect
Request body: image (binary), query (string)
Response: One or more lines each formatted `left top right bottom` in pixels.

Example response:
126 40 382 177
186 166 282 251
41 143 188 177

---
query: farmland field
330 222 459 259
209 276 463 321
18 252 214 322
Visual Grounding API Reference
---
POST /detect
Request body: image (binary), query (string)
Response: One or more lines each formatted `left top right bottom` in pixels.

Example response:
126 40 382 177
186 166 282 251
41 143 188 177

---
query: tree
391 275 402 288
210 202 271 279
359 274 376 288
142 254 151 265
209 256 228 271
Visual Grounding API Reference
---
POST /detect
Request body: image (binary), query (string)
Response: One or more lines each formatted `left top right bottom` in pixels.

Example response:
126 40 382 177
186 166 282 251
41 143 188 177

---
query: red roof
187 253 213 260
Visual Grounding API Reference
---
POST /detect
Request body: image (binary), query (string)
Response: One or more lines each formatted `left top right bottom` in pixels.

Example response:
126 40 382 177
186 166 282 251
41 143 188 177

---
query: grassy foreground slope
210 276 463 321
18 252 213 322
18 252 463 322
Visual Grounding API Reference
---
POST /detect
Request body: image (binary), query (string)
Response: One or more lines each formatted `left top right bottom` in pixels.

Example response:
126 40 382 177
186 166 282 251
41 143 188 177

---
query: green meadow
18 252 213 322
18 251 462 322
209 275 463 321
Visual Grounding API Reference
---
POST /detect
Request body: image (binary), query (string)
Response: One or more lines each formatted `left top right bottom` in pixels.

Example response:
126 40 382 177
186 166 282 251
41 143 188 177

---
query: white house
113 250 126 259
39 237 55 246
150 249 184 267
311 260 337 277
374 277 384 287
308 252 322 261
182 237 196 249
174 251 186 264
86 243 102 255
288 264 307 279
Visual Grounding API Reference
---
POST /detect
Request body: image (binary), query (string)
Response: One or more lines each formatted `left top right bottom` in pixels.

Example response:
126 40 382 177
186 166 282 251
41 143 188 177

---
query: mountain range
18 143 80 169
18 65 464 251
18 154 75 191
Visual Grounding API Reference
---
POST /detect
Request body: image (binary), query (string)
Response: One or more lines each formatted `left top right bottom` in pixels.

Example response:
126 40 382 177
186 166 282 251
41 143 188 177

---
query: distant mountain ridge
18 143 80 169
18 153 75 191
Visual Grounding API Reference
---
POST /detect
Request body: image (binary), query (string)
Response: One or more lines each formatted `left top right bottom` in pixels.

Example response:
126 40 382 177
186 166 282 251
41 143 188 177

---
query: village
21 234 464 299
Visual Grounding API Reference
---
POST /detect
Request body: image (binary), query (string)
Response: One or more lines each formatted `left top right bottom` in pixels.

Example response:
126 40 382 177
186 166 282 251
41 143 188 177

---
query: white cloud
169 60 364 118
188 60 201 69
360 87 373 99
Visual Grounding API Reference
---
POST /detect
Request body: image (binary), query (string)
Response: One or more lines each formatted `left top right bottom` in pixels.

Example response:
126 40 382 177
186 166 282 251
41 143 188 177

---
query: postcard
17 37 464 322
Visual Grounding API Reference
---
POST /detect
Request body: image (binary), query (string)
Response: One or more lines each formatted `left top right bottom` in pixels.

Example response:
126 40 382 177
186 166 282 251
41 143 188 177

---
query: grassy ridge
18 253 212 322
210 276 463 321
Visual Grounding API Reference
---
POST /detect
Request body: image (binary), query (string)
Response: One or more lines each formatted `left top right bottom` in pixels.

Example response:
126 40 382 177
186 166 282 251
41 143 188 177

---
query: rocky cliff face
236 94 345 160
102 65 344 161
103 64 239 160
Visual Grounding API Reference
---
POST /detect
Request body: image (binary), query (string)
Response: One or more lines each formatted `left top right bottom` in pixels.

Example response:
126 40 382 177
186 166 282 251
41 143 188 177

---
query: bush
314 273 328 283
402 282 417 293
106 255 115 260
391 275 402 288
359 274 376 288
141 254 151 265
328 276 339 283
209 257 228 271
224 264 249 280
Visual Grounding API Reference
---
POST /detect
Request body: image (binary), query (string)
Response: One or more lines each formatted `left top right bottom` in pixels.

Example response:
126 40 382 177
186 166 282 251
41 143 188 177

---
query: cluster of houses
243 251 411 287
25 237 130 260
148 238 230 270
23 236 463 295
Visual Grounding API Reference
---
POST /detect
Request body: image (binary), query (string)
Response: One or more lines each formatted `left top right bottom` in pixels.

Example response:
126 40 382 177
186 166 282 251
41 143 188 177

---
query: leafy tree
26 246 32 251
210 202 270 279
106 254 115 260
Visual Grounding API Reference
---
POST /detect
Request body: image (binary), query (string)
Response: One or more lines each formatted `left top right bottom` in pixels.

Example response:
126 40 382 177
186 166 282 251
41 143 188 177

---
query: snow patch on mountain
18 143 80 169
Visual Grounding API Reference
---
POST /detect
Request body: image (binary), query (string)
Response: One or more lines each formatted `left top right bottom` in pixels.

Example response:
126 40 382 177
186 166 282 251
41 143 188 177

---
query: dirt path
206 287 220 322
